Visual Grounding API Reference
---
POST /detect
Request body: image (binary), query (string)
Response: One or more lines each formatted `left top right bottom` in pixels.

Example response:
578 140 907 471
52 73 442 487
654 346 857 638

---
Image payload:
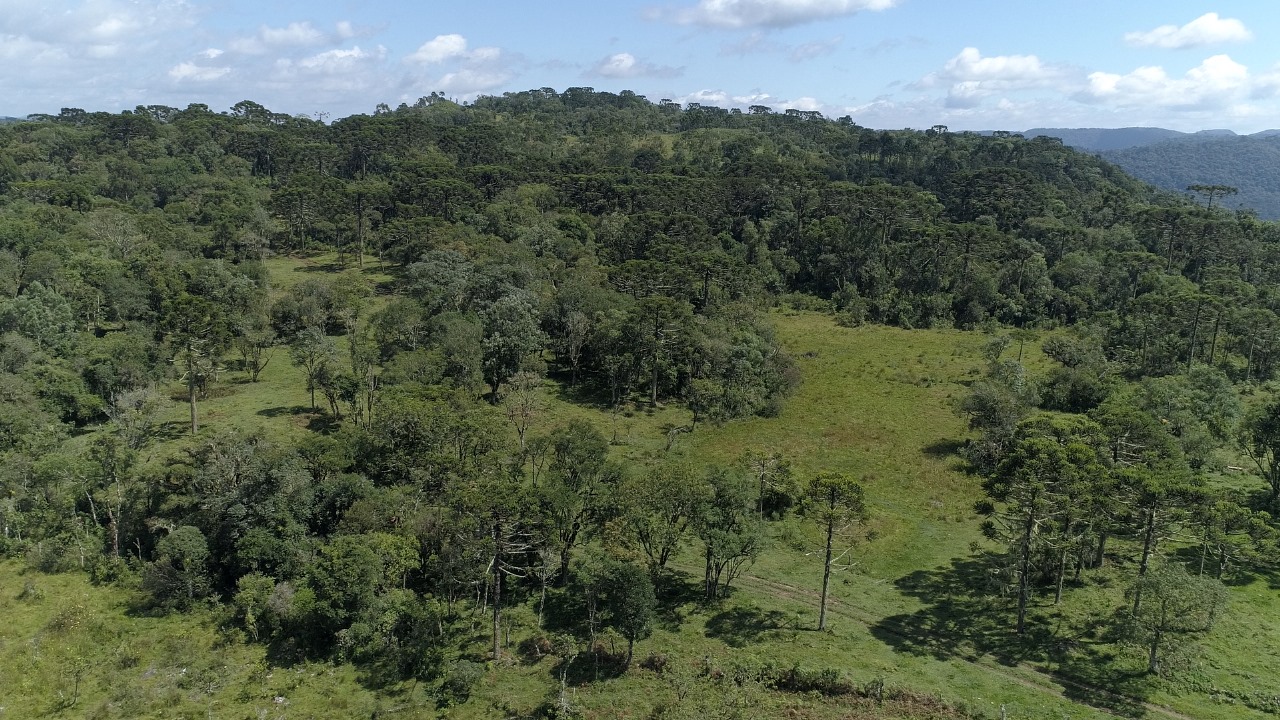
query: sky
5 0 1280 131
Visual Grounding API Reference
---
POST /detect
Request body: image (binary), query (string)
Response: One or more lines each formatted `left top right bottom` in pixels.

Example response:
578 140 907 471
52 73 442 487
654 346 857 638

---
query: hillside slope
1101 134 1280 218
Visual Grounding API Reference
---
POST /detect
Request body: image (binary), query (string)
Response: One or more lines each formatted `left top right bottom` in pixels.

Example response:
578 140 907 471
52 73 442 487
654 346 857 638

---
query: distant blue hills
1020 126 1280 152
1006 127 1280 220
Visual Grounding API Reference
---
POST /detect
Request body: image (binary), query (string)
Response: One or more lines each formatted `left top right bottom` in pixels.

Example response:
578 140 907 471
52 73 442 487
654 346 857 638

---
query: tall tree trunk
818 518 834 630
1054 547 1068 605
492 539 503 659
1133 507 1157 615
1016 509 1035 635
188 373 198 435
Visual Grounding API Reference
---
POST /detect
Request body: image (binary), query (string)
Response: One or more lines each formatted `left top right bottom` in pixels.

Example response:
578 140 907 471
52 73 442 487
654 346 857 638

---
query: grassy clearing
0 561 407 719
9 256 1280 719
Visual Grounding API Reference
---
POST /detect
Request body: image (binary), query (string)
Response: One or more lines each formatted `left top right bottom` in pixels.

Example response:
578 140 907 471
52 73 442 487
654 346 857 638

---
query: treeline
2 87 1280 700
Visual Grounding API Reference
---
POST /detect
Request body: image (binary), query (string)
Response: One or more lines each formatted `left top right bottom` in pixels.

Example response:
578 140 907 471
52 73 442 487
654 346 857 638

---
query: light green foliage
1121 561 1229 675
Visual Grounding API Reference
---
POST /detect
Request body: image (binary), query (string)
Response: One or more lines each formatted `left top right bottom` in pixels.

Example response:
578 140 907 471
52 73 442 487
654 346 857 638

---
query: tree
804 472 868 631
233 315 276 382
603 561 656 669
1240 396 1280 510
163 293 231 435
742 450 797 519
622 462 711 579
480 292 546 400
1186 184 1238 211
539 420 619 580
502 369 545 453
977 415 1106 634
1191 493 1274 579
695 467 764 601
1121 560 1228 675
289 326 338 410
142 525 212 609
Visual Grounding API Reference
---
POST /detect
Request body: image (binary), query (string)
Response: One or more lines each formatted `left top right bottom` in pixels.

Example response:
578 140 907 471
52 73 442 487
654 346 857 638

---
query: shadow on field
704 605 792 647
870 555 1155 718
256 405 309 418
920 438 966 460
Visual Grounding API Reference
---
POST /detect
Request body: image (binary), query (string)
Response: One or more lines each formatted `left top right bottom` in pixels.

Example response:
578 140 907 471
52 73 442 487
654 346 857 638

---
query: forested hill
8 89 1280 716
1101 133 1280 219
1022 126 1186 151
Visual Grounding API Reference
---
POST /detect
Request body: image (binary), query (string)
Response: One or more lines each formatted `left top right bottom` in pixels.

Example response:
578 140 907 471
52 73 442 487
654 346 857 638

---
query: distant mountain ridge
1008 127 1280 220
1021 126 1280 152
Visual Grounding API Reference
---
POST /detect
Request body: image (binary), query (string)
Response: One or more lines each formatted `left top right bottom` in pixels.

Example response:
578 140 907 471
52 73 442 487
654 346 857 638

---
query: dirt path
730 571 1196 720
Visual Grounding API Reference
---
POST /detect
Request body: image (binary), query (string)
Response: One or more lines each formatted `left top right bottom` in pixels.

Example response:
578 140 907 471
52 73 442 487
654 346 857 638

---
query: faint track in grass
722 570 1196 720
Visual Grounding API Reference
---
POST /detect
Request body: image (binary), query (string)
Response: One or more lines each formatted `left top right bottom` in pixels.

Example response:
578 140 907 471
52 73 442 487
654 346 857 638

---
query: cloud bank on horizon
3 0 1280 132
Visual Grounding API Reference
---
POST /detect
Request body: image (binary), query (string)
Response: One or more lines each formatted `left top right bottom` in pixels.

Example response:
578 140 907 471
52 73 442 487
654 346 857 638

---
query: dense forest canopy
4 88 1280 716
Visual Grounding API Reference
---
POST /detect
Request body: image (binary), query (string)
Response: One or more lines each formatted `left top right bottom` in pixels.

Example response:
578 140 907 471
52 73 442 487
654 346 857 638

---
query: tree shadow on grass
704 605 792 648
870 554 1157 718
255 405 309 418
921 438 967 460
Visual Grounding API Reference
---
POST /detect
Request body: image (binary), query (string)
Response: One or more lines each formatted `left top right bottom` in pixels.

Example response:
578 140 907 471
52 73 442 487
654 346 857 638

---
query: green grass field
5 258 1280 719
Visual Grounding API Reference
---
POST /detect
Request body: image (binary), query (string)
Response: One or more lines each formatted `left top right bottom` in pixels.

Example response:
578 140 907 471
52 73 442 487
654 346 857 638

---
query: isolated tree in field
1122 560 1227 675
232 311 276 382
805 471 868 631
1191 493 1274 579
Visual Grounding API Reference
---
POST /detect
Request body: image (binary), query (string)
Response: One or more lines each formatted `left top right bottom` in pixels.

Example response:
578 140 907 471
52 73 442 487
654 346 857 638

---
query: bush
639 652 669 674
439 660 485 706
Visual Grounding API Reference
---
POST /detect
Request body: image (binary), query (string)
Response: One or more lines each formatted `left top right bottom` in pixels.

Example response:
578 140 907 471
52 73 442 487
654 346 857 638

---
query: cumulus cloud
1124 13 1251 50
665 0 898 29
674 89 831 115
588 52 682 79
1079 54 1249 110
406 34 469 64
400 34 518 99
917 47 1066 108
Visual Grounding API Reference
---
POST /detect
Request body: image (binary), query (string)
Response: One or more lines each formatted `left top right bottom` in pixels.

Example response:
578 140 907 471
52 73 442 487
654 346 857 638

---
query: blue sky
5 0 1280 131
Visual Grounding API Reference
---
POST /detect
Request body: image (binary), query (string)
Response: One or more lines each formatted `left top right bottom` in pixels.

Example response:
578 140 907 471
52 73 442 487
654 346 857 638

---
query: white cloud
406 34 469 64
588 52 682 79
674 89 831 115
1079 54 1249 110
229 21 327 55
918 47 1066 108
667 0 898 29
1124 13 1251 50
1255 64 1280 99
437 68 513 94
297 45 386 72
168 62 231 82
